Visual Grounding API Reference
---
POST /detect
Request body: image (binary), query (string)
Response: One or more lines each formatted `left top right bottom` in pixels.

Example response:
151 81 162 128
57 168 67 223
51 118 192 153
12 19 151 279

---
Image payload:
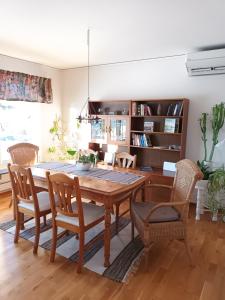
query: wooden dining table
31 163 150 267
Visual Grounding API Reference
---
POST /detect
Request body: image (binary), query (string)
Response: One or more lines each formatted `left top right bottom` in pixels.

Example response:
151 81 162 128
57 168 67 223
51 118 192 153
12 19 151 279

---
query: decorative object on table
164 118 179 133
74 150 98 170
76 29 100 124
144 121 154 132
104 152 116 165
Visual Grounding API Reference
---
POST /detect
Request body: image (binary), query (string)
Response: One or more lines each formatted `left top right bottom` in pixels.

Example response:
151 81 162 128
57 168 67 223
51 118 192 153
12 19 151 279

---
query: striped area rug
0 216 144 282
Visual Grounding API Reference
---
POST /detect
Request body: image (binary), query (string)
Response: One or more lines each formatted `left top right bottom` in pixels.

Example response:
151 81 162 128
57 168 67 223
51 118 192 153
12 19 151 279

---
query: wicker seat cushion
132 201 180 223
56 201 105 227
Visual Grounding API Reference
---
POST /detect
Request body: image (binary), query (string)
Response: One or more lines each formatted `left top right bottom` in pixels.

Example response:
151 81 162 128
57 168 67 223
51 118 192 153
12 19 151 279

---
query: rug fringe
122 249 144 284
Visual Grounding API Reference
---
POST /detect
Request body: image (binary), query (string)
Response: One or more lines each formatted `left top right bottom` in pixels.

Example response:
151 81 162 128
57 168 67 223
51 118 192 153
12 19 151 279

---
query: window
0 100 41 166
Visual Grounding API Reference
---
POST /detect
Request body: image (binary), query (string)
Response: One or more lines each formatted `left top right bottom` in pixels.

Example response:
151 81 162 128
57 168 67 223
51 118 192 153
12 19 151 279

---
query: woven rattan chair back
7 143 39 166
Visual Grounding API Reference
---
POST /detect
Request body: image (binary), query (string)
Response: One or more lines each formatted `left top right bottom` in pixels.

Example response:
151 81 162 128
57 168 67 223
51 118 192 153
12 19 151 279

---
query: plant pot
212 211 218 222
74 162 91 171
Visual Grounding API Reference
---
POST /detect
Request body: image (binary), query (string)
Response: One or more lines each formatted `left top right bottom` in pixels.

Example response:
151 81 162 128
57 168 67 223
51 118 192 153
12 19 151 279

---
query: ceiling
0 0 225 69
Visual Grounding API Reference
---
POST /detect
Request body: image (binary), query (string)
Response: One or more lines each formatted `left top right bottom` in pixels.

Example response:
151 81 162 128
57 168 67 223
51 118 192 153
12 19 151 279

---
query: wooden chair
7 143 45 218
112 152 137 233
7 143 39 166
46 172 105 273
8 164 51 254
131 159 203 269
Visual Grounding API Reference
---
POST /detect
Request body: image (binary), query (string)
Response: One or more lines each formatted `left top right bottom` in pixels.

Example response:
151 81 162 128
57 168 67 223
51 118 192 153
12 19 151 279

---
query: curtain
0 69 53 103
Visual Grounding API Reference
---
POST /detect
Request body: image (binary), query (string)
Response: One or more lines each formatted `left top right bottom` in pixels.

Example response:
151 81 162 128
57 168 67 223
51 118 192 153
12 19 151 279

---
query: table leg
104 203 111 267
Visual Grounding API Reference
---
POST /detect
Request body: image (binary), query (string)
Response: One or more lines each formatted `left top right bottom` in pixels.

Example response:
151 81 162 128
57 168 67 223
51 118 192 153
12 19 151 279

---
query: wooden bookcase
88 99 189 169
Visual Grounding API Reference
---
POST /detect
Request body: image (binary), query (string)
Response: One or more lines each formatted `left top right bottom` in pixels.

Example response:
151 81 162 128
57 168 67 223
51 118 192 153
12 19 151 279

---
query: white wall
61 55 225 162
0 54 62 161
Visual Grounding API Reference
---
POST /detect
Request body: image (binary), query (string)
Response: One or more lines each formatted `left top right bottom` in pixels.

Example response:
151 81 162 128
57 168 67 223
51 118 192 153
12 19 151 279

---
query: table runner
36 162 143 185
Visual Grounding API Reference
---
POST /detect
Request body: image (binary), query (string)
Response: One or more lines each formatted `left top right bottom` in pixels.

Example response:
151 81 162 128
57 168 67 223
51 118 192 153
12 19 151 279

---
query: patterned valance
0 69 53 103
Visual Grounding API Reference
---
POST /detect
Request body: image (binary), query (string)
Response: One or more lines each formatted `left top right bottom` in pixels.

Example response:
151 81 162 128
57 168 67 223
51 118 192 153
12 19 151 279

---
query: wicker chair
112 152 137 233
7 143 39 166
131 159 203 268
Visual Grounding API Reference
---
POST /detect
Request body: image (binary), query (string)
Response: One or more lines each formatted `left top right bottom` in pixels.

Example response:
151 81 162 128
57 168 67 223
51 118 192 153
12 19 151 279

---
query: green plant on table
78 153 97 164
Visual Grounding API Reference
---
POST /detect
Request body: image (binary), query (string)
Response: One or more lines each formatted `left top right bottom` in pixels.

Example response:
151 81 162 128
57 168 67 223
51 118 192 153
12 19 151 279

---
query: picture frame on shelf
144 121 154 132
164 118 179 133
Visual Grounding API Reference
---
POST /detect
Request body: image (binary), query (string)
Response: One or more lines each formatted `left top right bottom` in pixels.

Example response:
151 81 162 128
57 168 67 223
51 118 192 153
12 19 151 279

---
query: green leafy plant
199 113 208 161
197 160 214 180
48 115 69 160
78 153 97 164
209 102 225 161
207 168 225 216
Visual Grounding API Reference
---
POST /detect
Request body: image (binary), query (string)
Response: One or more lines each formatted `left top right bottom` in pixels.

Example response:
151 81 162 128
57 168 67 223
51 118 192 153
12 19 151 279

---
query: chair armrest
145 184 173 190
145 201 186 222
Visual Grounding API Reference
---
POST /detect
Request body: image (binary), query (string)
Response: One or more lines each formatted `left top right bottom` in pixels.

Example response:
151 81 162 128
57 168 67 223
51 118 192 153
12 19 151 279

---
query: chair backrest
7 163 39 210
113 152 137 169
7 143 39 166
172 159 203 216
46 172 84 227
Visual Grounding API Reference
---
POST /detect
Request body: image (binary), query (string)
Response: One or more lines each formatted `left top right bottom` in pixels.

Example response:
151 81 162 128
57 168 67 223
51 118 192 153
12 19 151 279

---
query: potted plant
196 102 225 220
75 151 98 171
207 168 225 221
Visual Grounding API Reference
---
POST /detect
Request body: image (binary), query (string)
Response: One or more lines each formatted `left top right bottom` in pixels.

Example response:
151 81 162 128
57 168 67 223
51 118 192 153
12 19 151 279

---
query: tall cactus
199 113 208 161
209 102 225 161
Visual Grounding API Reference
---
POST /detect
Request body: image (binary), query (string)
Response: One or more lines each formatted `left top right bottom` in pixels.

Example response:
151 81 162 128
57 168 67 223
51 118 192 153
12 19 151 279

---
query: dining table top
31 162 150 198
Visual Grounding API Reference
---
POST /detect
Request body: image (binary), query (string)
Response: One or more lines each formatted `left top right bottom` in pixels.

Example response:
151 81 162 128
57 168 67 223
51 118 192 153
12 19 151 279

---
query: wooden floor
0 193 225 300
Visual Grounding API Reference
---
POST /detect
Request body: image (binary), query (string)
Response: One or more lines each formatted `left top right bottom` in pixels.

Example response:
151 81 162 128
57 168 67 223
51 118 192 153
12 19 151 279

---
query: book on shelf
132 133 152 147
132 102 137 116
136 103 153 116
144 121 154 132
164 118 179 133
166 102 183 116
152 145 169 149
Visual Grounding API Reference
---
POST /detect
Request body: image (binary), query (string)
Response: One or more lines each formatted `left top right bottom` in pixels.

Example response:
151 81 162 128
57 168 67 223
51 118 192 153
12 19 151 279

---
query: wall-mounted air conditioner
186 49 225 76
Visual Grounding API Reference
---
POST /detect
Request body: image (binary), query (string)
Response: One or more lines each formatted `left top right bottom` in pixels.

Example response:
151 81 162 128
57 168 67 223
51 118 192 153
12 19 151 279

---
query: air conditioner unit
186 49 225 76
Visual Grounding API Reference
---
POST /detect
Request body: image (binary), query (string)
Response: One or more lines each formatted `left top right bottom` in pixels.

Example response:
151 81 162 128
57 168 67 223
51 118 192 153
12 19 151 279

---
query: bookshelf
88 99 189 169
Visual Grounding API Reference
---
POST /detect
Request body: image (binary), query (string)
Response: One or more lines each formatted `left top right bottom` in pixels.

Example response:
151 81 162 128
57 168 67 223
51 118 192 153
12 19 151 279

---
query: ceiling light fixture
77 29 100 123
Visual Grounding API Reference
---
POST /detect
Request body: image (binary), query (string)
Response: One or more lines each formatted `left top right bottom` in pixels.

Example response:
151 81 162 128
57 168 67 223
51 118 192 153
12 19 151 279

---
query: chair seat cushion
55 201 105 227
18 191 51 212
132 201 180 223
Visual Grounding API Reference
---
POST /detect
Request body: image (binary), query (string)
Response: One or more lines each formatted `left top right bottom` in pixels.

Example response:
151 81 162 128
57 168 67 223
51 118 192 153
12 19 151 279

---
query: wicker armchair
131 159 203 268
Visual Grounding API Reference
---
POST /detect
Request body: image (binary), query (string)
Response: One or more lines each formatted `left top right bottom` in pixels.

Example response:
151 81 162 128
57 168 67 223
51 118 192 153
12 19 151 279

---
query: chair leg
43 215 47 227
131 221 134 241
14 210 21 243
50 225 58 262
144 246 149 271
184 238 194 266
77 232 85 273
20 213 25 230
33 217 40 254
115 204 120 234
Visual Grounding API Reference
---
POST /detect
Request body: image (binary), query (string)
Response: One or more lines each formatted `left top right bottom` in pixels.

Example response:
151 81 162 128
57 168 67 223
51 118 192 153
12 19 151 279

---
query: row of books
167 103 183 116
131 102 183 116
132 103 152 116
132 133 152 147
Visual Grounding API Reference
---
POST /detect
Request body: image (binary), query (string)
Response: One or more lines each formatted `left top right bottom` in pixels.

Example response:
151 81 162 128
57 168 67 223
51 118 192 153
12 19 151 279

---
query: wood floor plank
0 192 225 300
